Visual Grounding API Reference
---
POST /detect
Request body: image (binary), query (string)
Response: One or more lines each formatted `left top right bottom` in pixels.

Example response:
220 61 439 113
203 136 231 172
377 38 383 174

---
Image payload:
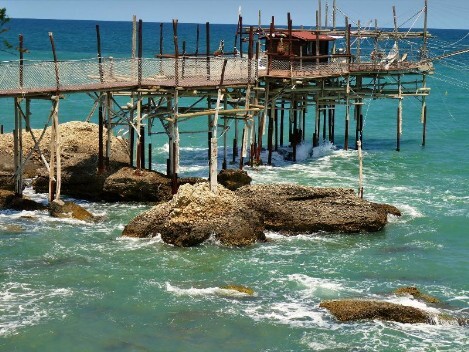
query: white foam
244 301 331 328
165 282 255 298
0 282 73 337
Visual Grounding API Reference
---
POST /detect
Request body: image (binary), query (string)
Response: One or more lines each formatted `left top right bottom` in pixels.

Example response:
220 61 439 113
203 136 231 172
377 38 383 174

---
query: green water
1 20 468 351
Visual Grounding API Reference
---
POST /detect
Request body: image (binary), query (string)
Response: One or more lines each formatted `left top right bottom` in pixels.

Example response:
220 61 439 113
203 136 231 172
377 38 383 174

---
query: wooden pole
13 98 23 196
267 96 274 165
105 92 111 169
239 15 243 57
357 140 363 198
138 20 143 86
140 125 145 169
173 19 179 86
48 32 60 90
206 22 211 80
159 23 164 56
132 15 137 59
98 94 105 173
19 35 24 88
148 143 152 170
222 96 228 170
136 93 142 170
397 75 402 151
274 102 278 151
280 99 285 146
210 88 223 193
195 24 200 56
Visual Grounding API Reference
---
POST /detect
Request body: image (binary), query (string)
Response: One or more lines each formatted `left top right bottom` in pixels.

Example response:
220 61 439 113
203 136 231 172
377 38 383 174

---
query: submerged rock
221 285 255 296
394 286 440 304
320 299 430 324
49 199 94 221
236 184 400 234
122 183 265 247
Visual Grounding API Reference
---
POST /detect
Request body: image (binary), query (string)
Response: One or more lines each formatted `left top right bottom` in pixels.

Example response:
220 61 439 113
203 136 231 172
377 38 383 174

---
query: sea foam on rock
122 182 265 247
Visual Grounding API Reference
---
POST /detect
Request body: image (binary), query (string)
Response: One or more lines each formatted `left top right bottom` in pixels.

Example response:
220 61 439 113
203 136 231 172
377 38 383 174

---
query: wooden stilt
222 97 228 170
322 104 327 142
98 93 105 173
129 122 135 167
274 102 278 151
13 98 23 196
140 125 145 169
48 97 60 202
105 92 112 169
345 76 350 150
148 143 152 170
280 99 285 146
292 99 298 162
314 96 320 147
210 88 223 192
267 97 274 165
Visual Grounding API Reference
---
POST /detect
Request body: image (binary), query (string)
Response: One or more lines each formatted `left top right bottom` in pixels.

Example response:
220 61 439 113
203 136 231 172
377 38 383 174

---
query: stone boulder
0 189 47 211
236 184 400 234
122 183 265 247
0 121 129 200
217 169 252 191
320 299 430 324
103 167 173 202
49 199 94 221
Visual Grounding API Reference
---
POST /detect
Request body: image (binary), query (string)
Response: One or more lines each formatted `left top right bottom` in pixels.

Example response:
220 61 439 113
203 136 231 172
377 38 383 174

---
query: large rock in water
320 300 431 324
0 189 46 211
122 183 265 247
0 121 129 200
49 199 94 221
103 167 173 202
236 184 401 234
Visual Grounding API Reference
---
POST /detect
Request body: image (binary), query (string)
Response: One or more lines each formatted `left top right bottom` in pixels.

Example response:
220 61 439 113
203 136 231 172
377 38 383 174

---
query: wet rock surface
394 286 440 304
236 184 400 234
0 189 46 211
320 299 431 324
122 183 265 247
49 199 94 221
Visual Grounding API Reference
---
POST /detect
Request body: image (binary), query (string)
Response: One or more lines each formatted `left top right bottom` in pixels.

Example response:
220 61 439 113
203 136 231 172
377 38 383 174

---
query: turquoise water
1 19 468 351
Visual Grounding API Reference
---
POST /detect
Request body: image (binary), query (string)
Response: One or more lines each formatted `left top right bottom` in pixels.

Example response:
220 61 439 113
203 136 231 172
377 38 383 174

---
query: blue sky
3 0 469 29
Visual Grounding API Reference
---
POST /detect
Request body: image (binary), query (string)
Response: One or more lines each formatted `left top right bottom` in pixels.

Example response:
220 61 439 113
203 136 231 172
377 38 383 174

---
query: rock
103 167 173 202
217 169 252 191
320 299 430 324
0 121 129 200
221 285 255 295
236 184 400 234
394 286 440 304
0 189 47 211
122 183 265 247
49 199 94 221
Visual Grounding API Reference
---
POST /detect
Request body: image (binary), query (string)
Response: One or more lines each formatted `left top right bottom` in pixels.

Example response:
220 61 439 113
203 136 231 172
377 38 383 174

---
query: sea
0 18 468 351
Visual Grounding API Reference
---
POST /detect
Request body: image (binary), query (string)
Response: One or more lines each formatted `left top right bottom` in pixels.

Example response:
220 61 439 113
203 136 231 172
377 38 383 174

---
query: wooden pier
1 0 441 202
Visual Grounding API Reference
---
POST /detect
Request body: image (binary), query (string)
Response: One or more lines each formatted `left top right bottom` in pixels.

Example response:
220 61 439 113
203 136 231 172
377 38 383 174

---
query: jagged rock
0 189 47 211
320 299 430 324
394 286 440 304
49 199 94 221
236 184 400 234
122 183 265 247
217 169 252 191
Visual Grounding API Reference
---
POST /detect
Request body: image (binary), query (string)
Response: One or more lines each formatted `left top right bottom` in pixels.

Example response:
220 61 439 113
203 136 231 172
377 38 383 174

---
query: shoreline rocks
236 184 401 234
320 299 431 324
122 182 265 247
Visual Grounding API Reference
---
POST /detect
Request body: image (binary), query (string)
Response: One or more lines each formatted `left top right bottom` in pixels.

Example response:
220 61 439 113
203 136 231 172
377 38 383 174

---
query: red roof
277 31 335 41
